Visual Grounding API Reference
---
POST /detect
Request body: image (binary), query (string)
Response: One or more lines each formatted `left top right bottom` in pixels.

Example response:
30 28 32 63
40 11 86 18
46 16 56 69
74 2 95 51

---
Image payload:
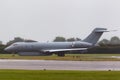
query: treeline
88 46 120 54
88 36 120 53
0 36 120 54
53 36 81 42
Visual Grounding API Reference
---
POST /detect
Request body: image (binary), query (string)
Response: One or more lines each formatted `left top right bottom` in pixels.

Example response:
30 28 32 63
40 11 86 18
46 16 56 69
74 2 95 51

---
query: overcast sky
0 0 120 43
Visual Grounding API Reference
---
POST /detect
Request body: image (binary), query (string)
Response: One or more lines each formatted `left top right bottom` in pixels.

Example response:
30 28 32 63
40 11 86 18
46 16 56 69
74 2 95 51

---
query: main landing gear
57 52 65 57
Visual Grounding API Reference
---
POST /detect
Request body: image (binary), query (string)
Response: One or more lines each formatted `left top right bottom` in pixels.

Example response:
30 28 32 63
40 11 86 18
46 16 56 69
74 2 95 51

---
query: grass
1 53 120 61
0 70 120 80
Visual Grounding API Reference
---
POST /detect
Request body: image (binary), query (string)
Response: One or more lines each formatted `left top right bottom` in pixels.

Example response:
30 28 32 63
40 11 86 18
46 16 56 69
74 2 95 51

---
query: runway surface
0 59 120 70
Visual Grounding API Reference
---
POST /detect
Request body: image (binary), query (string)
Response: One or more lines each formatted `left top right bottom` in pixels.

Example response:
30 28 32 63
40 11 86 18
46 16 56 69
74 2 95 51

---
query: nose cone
4 47 12 52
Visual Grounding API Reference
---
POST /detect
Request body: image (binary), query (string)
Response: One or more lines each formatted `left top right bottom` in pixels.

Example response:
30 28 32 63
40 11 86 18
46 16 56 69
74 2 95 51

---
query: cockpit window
12 44 18 46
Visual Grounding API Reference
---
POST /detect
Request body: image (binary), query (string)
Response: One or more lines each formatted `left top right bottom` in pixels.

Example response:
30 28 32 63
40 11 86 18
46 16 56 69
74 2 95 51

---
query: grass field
0 70 120 80
1 54 120 61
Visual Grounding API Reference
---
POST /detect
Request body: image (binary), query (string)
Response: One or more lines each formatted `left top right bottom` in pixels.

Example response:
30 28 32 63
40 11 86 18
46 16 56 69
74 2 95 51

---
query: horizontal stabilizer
95 30 109 32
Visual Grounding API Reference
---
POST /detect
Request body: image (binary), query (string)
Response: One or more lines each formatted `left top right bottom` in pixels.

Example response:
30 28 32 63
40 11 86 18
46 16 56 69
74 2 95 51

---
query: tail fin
83 28 108 45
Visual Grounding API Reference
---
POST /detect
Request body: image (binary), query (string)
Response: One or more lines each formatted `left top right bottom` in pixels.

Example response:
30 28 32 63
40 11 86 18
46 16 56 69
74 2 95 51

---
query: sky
0 0 120 44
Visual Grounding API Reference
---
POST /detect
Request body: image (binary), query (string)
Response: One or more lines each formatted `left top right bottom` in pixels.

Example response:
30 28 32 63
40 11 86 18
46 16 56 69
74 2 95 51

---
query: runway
0 59 120 70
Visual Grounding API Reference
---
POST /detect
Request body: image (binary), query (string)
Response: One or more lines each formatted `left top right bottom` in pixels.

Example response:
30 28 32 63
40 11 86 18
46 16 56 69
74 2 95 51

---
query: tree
7 37 38 45
53 36 66 42
0 41 2 45
0 44 9 54
110 36 120 45
6 37 24 45
67 38 76 42
76 38 81 41
99 39 110 46
67 37 81 42
24 39 37 42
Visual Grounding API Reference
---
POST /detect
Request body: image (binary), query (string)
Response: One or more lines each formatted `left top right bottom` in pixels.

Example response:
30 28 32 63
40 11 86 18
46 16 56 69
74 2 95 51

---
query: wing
42 48 87 53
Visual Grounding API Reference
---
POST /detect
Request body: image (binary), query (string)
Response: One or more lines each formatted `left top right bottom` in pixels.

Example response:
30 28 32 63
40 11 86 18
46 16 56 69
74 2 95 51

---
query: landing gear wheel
57 53 65 57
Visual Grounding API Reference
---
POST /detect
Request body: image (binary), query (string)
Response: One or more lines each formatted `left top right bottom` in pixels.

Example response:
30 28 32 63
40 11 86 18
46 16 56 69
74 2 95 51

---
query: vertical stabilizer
83 28 107 45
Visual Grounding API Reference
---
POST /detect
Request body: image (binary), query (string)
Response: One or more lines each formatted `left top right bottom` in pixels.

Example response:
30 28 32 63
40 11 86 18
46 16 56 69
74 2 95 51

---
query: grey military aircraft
5 28 108 56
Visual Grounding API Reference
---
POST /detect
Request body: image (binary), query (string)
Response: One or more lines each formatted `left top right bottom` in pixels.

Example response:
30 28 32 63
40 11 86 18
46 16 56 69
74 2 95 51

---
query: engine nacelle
72 42 92 48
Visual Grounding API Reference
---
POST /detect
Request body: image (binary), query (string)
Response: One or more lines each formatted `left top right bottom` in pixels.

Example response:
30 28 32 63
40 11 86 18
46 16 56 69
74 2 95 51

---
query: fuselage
5 41 92 52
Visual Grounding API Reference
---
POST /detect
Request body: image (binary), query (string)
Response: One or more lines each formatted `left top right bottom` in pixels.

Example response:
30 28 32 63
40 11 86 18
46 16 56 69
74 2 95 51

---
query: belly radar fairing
5 28 108 57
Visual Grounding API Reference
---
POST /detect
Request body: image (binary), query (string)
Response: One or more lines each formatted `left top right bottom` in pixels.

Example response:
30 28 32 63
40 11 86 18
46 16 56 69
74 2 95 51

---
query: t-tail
83 28 108 45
